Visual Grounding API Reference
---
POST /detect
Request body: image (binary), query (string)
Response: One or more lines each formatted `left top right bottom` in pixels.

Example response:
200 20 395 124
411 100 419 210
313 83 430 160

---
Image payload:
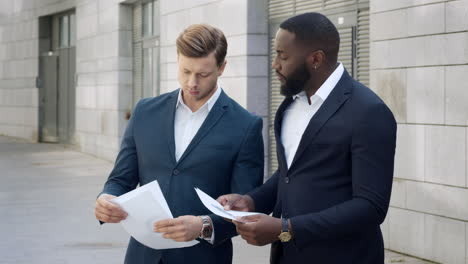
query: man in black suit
218 12 397 264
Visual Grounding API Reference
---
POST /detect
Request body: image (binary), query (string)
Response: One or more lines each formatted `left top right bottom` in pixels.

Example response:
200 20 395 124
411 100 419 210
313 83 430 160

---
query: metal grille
357 9 370 86
295 0 323 14
269 0 295 20
269 0 360 18
338 27 353 74
324 0 356 10
269 37 281 172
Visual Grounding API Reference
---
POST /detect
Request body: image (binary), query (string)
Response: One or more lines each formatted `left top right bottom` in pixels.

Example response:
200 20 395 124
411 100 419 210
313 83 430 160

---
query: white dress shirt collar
292 63 344 104
176 85 222 113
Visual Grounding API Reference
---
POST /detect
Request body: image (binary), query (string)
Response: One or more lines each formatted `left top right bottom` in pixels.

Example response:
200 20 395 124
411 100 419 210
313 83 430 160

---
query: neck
182 86 218 112
304 63 338 99
184 99 205 112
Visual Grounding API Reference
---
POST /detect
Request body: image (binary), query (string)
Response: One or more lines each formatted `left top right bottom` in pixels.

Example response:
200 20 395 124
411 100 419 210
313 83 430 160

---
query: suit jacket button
284 177 290 184
173 169 179 175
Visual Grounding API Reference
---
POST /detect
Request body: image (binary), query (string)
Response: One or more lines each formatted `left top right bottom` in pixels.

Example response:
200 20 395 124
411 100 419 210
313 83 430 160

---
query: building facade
0 0 467 263
372 1 468 263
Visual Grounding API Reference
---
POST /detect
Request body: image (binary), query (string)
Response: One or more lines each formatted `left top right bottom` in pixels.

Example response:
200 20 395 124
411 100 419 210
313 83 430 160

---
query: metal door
38 11 76 143
57 47 75 143
39 52 59 142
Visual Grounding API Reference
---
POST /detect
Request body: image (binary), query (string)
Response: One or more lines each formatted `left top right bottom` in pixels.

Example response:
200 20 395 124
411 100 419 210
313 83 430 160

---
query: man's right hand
217 194 255 212
95 194 128 223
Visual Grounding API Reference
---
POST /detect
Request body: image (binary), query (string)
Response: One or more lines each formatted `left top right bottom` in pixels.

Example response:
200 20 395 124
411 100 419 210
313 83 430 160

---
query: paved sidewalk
0 136 434 264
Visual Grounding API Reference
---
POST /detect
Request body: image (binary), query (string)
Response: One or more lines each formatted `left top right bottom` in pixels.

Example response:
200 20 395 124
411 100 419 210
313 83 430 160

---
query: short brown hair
176 24 227 67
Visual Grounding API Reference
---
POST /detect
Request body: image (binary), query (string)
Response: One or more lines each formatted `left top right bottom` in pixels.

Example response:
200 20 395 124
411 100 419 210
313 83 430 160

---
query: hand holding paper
111 180 198 249
95 193 128 223
194 188 261 222
217 193 255 212
153 215 203 242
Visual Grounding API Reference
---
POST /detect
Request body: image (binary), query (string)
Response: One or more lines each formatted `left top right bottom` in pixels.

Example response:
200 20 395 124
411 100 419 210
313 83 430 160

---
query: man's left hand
234 214 281 246
154 215 202 242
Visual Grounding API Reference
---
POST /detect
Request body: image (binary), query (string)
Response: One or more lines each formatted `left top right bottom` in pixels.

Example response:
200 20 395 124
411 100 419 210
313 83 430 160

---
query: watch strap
282 217 289 232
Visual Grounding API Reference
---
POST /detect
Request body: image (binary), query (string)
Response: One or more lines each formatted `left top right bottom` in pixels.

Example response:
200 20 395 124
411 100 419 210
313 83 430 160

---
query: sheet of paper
194 187 261 222
112 180 199 249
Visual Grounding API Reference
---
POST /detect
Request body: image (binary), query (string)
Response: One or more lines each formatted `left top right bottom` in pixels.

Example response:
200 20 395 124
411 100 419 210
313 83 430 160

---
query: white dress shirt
281 63 344 169
173 85 221 243
174 86 221 162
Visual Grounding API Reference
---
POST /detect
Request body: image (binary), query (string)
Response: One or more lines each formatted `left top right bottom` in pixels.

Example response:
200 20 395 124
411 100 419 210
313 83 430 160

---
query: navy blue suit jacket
101 89 264 264
250 70 397 264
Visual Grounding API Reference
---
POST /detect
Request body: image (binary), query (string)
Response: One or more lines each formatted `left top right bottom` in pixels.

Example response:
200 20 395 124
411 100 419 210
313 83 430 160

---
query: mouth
189 90 200 95
275 71 287 82
276 73 285 83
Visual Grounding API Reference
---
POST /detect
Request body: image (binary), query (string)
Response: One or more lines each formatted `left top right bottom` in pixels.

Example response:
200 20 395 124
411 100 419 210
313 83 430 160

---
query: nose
188 75 198 88
272 57 280 71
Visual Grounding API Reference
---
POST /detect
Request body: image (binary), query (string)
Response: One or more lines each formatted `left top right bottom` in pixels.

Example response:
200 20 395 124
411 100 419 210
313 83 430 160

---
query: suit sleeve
210 116 264 245
99 101 141 198
289 102 397 249
248 169 279 214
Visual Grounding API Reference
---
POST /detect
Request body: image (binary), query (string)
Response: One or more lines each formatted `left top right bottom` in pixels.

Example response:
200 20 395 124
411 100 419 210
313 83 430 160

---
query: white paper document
112 180 199 249
194 187 261 222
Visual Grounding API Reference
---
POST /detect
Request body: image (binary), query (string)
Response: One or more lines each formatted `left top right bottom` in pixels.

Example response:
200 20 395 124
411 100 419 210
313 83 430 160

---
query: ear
306 50 325 70
217 60 227 76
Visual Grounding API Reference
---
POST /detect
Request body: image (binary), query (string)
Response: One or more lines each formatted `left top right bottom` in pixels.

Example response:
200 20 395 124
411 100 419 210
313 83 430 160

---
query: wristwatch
199 215 213 239
278 218 292 242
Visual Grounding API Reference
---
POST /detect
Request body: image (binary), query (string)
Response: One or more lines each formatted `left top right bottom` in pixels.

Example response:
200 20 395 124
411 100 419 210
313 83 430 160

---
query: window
59 15 69 47
133 0 160 106
58 13 76 48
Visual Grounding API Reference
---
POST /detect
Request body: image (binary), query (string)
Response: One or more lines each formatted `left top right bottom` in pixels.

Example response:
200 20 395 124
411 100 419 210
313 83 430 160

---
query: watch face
202 225 213 238
279 232 292 242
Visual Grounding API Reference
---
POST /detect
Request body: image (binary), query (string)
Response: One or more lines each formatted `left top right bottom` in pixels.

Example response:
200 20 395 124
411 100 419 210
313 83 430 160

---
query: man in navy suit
94 24 264 264
219 12 397 264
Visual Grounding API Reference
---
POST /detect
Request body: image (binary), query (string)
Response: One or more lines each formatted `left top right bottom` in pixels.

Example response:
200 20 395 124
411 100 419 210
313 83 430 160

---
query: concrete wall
370 0 468 263
75 0 133 160
0 0 269 165
0 0 44 141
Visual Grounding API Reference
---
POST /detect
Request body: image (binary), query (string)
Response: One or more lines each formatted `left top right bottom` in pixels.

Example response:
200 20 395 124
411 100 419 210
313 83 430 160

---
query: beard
278 63 310 97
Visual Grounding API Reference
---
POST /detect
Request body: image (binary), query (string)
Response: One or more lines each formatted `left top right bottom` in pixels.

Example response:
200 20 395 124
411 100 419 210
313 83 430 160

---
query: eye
276 52 287 61
199 73 210 78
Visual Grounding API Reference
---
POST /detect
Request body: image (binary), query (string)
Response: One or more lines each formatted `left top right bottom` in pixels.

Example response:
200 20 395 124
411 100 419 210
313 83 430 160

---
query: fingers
153 218 196 242
217 194 242 210
236 214 261 223
95 210 126 223
154 218 183 230
217 195 233 209
216 195 228 205
233 220 254 231
234 221 264 246
234 221 256 241
154 223 184 234
95 194 127 223
97 197 127 216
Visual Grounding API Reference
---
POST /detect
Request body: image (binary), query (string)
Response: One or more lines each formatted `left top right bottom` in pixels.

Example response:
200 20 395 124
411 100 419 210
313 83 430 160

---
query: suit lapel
274 97 294 172
176 91 229 165
289 71 352 169
161 90 179 165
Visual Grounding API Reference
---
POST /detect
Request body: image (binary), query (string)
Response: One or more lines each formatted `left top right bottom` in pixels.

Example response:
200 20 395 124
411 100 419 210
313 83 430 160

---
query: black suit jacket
249 70 397 264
